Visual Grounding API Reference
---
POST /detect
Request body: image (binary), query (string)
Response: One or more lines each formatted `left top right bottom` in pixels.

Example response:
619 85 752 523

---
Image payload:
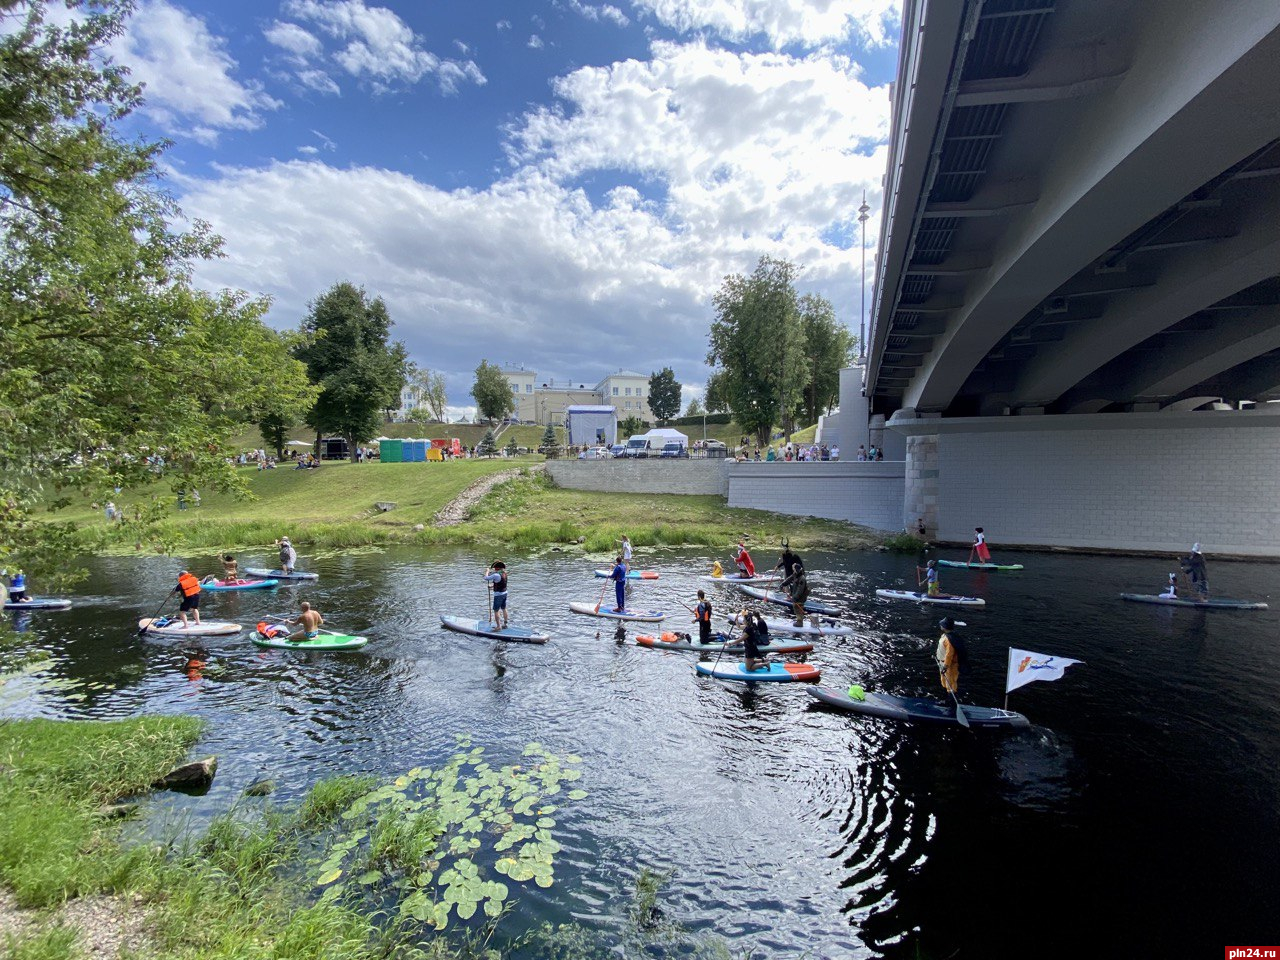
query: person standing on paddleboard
919 559 942 597
972 528 992 564
773 540 802 584
616 536 633 572
733 538 755 578
1181 544 1209 599
277 537 297 575
288 601 323 642
936 617 967 705
608 556 627 613
693 590 713 645
485 561 509 630
174 570 202 628
780 558 810 626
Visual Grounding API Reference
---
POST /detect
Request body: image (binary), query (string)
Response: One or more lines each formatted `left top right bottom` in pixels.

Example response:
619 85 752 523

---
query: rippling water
5 545 1279 958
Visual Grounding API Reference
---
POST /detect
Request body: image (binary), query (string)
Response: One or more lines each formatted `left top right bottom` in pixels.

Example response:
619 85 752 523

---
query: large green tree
703 370 730 414
406 364 448 422
647 367 682 423
799 294 855 426
296 283 408 462
0 0 315 582
706 256 810 446
471 360 514 423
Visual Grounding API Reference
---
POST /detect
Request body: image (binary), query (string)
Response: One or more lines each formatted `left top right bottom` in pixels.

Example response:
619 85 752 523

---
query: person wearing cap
919 558 942 597
733 538 755 578
484 561 509 629
936 617 967 703
276 537 297 575
1180 544 1209 599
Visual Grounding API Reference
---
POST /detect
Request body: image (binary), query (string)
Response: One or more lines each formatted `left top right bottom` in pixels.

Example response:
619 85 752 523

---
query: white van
623 435 652 458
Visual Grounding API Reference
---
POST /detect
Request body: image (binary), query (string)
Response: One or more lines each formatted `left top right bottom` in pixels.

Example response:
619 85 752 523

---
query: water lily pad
536 817 556 829
317 868 342 886
457 899 478 920
534 873 554 888
357 870 383 885
568 789 588 800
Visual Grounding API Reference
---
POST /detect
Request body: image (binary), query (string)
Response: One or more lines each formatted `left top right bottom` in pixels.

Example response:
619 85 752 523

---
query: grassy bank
64 459 878 555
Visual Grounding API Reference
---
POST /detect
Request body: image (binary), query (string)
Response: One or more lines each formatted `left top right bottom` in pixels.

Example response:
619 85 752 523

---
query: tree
647 367 682 423
471 360 514 423
477 429 497 457
295 283 408 463
799 294 855 426
504 436 519 457
685 397 704 417
0 1 317 583
703 371 730 414
706 256 810 447
620 415 643 438
259 414 290 460
406 365 448 422
539 423 561 458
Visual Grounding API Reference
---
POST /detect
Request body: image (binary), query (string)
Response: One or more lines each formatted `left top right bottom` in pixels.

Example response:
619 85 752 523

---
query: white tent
642 428 689 446
285 440 312 447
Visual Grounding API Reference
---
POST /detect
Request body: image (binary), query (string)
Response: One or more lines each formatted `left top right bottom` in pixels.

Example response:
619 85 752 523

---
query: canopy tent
284 440 312 447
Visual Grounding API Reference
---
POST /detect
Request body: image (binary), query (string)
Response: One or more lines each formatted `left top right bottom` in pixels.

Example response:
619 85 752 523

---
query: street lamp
858 192 870 361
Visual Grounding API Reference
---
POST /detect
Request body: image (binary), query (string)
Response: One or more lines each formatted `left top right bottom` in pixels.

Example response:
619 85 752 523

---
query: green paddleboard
252 630 367 651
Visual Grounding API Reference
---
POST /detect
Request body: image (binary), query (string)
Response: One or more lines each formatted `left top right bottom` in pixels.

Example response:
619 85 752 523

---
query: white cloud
279 0 486 94
632 0 901 48
527 34 544 49
298 145 320 155
496 19 512 30
178 41 888 405
263 20 322 59
296 68 341 95
560 0 631 28
114 0 280 143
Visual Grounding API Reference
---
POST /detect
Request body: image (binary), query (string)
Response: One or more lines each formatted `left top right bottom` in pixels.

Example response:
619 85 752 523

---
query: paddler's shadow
487 644 508 695
1179 610 1209 655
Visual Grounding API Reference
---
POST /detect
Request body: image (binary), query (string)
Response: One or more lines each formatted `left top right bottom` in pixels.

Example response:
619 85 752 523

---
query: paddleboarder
1159 572 1178 600
733 538 756 578
221 554 239 580
972 528 992 564
5 569 30 604
1180 544 1209 599
773 539 802 583
484 561 509 630
276 536 297 575
617 535 633 573
935 617 967 707
710 560 724 578
608 556 628 613
287 601 323 642
919 559 942 597
741 609 770 673
779 558 810 627
174 570 202 628
692 589 713 645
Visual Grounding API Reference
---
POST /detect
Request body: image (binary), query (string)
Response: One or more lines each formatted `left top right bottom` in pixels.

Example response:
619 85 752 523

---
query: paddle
593 565 614 614
944 678 971 728
137 589 176 635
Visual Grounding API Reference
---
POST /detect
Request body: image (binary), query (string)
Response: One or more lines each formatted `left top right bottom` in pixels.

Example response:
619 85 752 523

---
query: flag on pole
1006 648 1083 693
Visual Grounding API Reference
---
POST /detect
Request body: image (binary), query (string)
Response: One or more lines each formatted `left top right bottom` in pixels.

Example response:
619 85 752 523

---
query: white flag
1006 648 1082 693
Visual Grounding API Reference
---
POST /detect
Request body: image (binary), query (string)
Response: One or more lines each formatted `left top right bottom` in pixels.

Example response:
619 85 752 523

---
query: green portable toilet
381 439 403 463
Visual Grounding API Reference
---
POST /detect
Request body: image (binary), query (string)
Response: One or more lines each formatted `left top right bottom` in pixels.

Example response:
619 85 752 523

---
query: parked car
659 442 689 459
578 446 611 460
609 444 626 458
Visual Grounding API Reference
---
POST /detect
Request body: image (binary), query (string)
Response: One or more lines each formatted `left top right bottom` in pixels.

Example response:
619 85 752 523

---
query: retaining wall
544 458 728 495
725 461 906 532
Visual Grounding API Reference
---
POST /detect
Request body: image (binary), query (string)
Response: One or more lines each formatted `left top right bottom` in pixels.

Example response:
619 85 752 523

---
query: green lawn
229 422 563 453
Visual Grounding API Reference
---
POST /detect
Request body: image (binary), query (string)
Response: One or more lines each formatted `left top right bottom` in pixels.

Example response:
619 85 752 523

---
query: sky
90 0 901 417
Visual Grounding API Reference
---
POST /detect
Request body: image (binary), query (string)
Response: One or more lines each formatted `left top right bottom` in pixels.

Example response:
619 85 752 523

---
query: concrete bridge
844 0 1280 555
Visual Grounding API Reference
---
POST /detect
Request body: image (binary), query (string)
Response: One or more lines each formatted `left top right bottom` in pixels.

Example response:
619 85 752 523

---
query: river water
4 545 1279 958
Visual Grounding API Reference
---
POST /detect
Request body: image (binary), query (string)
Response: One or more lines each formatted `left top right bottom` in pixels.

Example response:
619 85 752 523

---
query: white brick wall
726 461 905 531
545 459 728 495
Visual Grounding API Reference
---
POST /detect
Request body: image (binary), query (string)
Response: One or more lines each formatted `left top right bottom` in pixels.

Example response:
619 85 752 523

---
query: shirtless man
289 601 323 642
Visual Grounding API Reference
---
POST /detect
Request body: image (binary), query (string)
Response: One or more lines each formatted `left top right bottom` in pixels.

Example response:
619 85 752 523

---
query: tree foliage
706 257 810 446
407 365 448 422
0 1 315 582
295 283 408 462
477 429 497 457
799 294 855 426
471 360 514 423
647 367 682 423
702 371 729 414
684 397 704 417
619 415 643 438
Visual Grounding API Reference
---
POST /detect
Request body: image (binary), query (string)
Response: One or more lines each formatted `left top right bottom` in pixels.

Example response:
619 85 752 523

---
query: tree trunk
348 435 358 463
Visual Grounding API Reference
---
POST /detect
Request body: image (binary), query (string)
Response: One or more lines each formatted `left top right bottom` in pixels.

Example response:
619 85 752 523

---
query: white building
497 364 659 424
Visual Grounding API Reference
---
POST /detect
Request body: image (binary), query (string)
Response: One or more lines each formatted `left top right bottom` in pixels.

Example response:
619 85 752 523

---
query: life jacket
495 571 507 592
177 572 201 597
695 601 711 622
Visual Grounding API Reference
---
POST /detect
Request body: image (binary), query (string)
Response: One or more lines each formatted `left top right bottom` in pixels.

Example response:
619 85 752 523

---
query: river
4 545 1278 958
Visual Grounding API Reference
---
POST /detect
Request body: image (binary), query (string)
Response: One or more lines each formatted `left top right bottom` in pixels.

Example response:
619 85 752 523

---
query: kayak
695 661 821 683
736 585 835 614
568 602 665 622
138 617 242 636
440 615 549 644
202 578 279 592
252 628 367 651
875 589 986 608
1120 593 1268 610
726 614 854 637
592 569 659 580
807 685 1030 729
937 560 1024 571
699 573 770 584
635 632 814 654
243 568 319 581
3 597 71 610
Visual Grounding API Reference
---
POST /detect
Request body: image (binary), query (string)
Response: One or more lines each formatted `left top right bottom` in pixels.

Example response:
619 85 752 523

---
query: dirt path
433 464 543 526
1 890 151 958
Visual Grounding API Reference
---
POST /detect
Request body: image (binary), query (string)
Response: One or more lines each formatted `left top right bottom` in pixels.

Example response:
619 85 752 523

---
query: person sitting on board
935 617 968 710
1159 573 1178 600
288 601 323 642
6 569 30 603
221 554 239 580
741 610 770 672
693 589 713 646
972 527 992 564
710 560 724 578
174 570 202 628
919 559 942 597
609 556 628 613
780 559 810 627
733 538 755 578
1180 544 1209 599
277 537 297 575
485 561 509 630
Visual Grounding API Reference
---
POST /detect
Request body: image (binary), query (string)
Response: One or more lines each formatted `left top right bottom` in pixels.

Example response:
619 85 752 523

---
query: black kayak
807 685 1030 729
1120 593 1268 610
440 615 549 644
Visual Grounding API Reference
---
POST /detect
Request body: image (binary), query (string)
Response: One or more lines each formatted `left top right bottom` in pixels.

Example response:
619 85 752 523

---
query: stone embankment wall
544 459 728 495
725 461 905 532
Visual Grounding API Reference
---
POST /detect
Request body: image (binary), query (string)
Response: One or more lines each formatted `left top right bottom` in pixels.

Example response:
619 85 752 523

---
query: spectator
831 444 840 461
856 445 867 461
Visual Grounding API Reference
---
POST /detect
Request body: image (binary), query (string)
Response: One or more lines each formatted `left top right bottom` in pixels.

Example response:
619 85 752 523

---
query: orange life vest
177 572 201 597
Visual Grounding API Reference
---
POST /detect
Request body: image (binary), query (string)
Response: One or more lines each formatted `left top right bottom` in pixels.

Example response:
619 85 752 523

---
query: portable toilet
410 439 427 462
381 439 403 463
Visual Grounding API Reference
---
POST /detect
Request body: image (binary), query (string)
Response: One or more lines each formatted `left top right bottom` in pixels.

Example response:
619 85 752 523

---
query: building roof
567 405 617 414
603 369 647 379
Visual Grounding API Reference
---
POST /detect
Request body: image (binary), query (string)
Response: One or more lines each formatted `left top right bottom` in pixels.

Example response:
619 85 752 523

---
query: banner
1006 648 1083 693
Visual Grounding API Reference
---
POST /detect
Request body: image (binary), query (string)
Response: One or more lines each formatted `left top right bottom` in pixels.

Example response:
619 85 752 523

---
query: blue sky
93 0 901 415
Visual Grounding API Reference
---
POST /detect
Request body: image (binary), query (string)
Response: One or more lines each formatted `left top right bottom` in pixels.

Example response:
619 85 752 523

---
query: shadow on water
4 545 1280 958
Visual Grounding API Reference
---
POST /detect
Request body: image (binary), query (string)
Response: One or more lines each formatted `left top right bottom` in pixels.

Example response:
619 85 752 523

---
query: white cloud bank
632 0 901 49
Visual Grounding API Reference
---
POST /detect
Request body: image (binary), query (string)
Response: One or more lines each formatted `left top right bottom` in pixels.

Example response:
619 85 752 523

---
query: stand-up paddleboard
736 585 835 614
635 632 813 654
807 685 1029 729
592 569 659 580
568 602 665 622
937 560 1024 571
243 568 319 581
699 573 769 585
440 615 549 644
875 589 986 608
1120 593 1268 610
695 661 821 683
138 617 242 636
202 578 279 592
725 614 854 637
3 597 71 610
252 627 367 651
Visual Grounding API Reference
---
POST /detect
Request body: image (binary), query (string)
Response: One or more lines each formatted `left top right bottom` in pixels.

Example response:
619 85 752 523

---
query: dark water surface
5 545 1280 958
